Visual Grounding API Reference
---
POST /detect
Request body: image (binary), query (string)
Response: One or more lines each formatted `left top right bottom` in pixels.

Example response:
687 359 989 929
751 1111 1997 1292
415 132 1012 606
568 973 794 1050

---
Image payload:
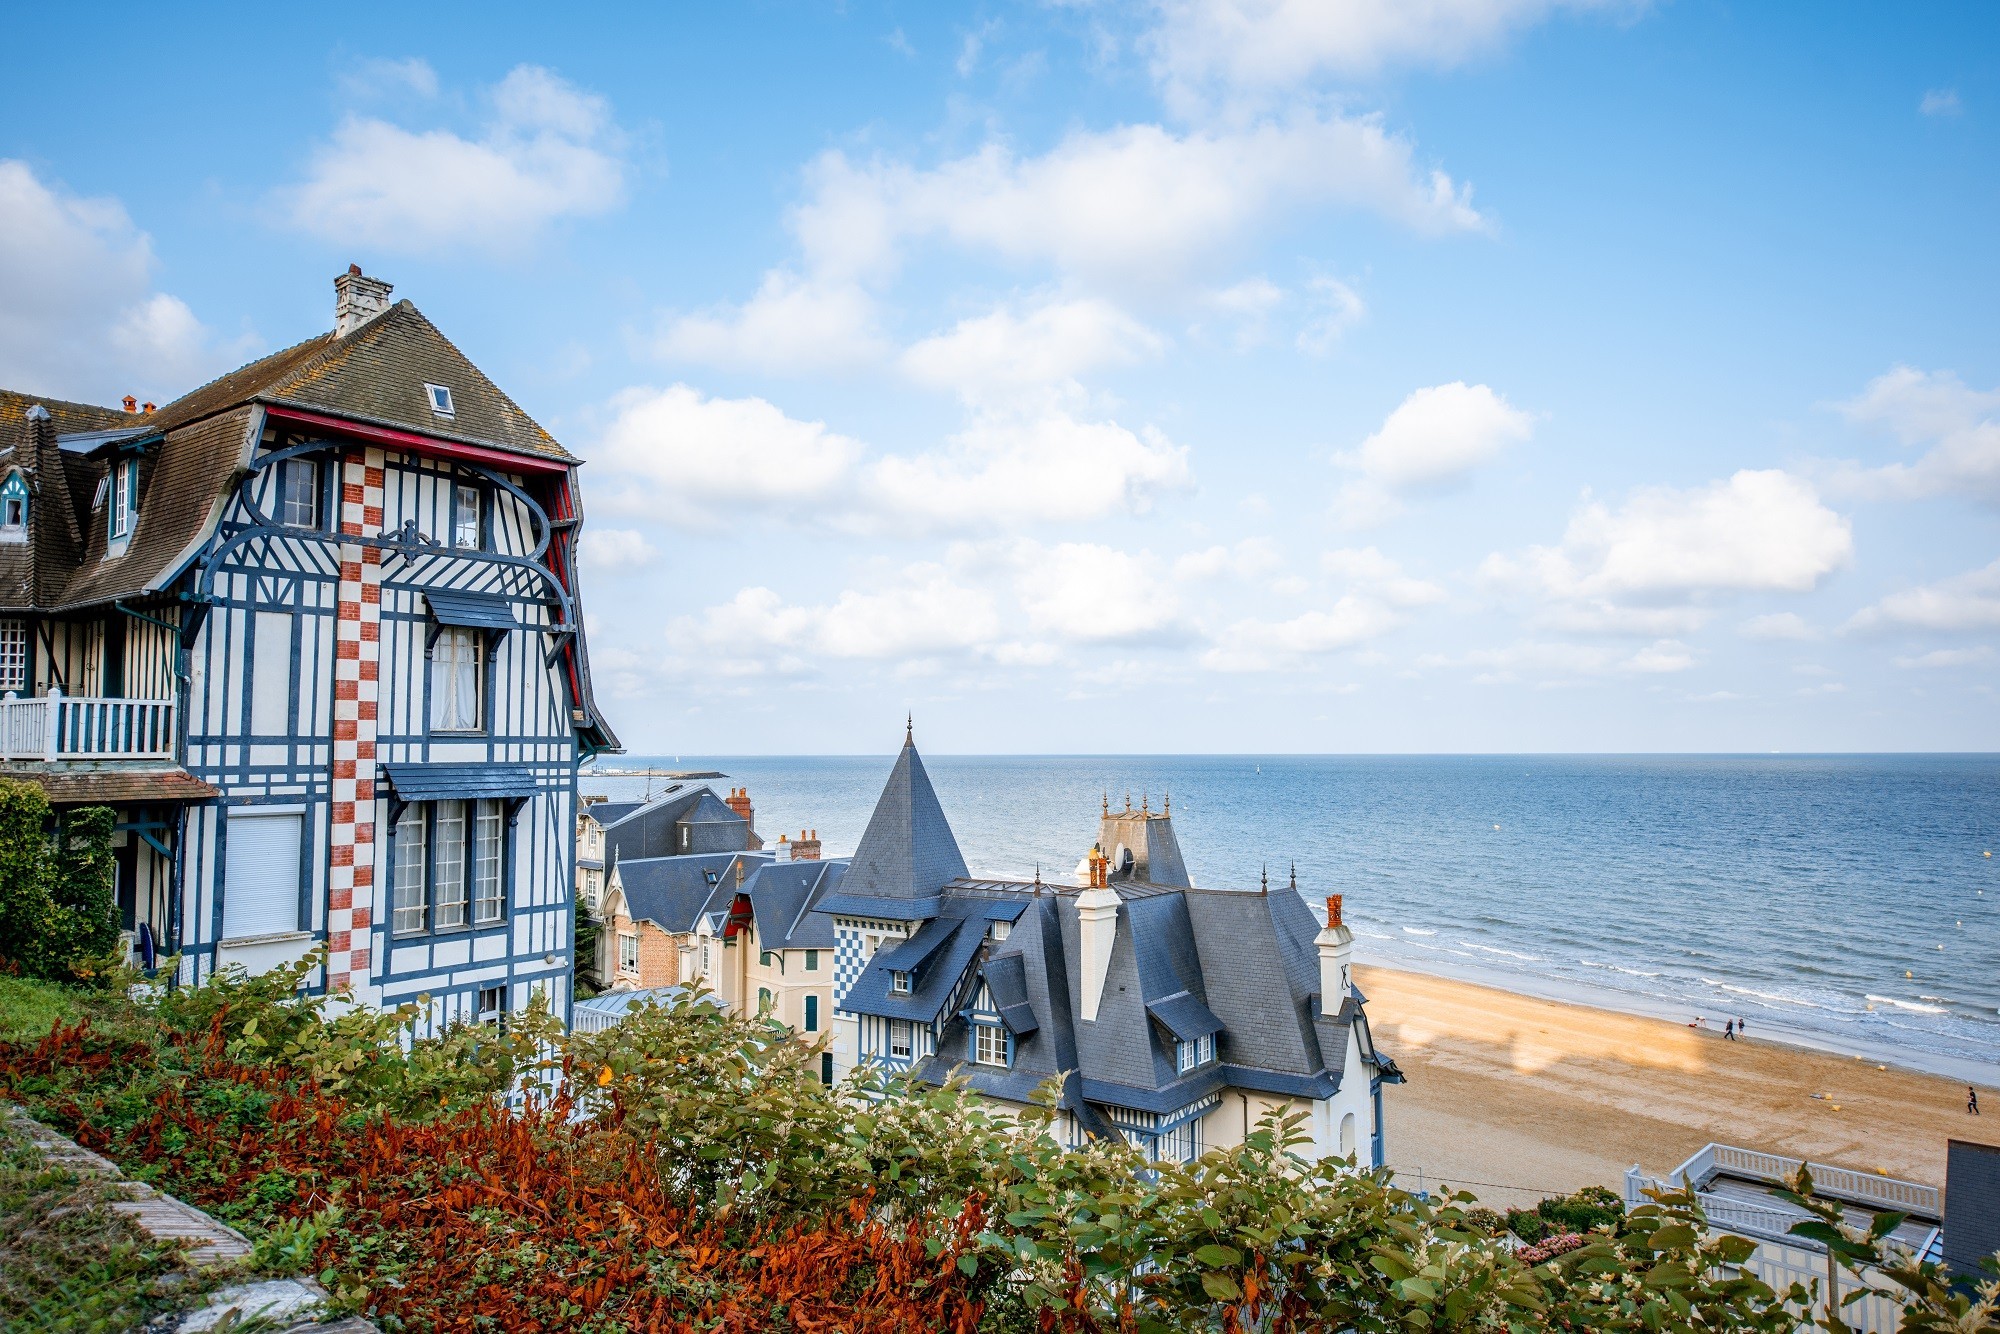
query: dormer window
989 920 1010 942
0 473 27 542
1176 1034 1216 1073
890 970 911 995
425 383 455 417
110 458 139 541
972 1022 1010 1067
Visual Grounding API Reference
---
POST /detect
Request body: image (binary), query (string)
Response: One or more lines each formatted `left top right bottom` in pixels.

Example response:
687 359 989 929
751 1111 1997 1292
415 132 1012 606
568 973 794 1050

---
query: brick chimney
725 786 755 827
334 265 394 337
1315 894 1352 1017
792 829 821 861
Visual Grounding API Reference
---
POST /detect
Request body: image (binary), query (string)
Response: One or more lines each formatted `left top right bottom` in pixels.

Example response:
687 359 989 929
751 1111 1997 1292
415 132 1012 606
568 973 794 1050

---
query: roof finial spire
1142 791 1149 815
1261 863 1269 895
905 711 913 743
1124 791 1132 812
1102 792 1109 817
1034 863 1043 891
1164 792 1170 816
1289 860 1297 891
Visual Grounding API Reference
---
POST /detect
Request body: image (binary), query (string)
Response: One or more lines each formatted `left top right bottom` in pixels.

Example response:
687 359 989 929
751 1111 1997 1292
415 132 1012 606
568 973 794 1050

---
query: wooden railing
0 688 177 761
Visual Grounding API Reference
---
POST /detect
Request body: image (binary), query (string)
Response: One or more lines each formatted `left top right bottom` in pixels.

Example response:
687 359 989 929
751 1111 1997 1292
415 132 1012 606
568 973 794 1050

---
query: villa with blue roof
824 724 1404 1166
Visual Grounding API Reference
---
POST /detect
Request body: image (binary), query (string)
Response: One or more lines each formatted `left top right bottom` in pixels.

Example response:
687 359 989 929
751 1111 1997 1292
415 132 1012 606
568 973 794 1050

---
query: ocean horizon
583 752 2000 1084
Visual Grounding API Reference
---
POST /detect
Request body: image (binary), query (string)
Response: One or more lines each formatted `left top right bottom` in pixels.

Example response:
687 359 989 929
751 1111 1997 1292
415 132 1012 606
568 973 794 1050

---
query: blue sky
4 2 1997 754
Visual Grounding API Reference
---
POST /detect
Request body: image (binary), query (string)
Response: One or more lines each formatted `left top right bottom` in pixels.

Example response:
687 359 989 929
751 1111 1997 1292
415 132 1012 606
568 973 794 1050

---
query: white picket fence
0 688 176 760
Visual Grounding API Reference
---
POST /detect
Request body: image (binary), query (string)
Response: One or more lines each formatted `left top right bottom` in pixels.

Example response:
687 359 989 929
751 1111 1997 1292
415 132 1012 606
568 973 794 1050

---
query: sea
583 754 2000 1084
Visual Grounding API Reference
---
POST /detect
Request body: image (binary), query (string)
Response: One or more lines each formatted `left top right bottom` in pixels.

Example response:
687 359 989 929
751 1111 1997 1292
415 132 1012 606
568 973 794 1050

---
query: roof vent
334 265 395 337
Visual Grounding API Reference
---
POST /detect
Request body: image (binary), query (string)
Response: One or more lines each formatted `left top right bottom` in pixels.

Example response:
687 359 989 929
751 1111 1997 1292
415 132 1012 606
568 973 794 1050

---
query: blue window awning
381 762 542 803
426 589 518 634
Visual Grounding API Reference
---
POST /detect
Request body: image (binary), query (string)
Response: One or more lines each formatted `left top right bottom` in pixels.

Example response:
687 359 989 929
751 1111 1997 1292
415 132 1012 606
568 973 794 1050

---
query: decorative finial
1261 864 1268 895
1164 792 1170 816
905 711 913 742
1034 863 1043 891
1102 792 1109 817
1289 860 1297 891
1124 791 1132 812
1142 792 1149 815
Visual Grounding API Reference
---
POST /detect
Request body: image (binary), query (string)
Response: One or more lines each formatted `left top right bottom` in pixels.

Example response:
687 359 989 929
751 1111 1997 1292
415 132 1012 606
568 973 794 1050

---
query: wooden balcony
0 688 178 761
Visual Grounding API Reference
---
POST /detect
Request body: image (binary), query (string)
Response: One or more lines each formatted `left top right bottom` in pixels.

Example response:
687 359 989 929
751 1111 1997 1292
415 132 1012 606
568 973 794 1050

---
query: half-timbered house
0 267 617 1027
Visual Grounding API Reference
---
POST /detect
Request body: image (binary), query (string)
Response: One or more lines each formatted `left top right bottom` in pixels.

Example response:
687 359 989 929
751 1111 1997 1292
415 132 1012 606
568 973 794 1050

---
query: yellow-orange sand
1357 965 1994 1209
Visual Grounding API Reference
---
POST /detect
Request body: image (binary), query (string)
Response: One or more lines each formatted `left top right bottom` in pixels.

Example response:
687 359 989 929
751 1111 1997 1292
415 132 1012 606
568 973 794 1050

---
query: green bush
0 782 119 983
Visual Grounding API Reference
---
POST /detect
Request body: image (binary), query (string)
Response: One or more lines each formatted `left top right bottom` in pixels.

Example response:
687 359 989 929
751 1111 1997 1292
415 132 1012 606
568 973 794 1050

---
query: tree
0 778 119 980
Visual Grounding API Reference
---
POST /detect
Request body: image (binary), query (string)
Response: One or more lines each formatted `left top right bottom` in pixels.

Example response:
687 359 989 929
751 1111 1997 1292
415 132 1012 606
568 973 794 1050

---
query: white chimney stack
1075 882 1120 1023
1315 894 1352 1017
334 265 394 337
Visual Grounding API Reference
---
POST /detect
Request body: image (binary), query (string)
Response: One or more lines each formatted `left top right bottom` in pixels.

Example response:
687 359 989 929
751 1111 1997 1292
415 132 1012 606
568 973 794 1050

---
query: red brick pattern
327 449 385 992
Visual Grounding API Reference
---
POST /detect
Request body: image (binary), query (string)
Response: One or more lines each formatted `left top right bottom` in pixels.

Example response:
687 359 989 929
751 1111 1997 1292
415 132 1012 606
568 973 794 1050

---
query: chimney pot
122 395 138 413
141 402 155 413
1326 894 1342 929
348 262 363 276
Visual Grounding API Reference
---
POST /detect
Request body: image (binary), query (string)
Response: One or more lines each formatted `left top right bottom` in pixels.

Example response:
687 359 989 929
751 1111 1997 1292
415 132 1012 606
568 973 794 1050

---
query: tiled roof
843 735 967 901
615 853 759 934
0 392 113 608
0 762 219 805
142 301 574 464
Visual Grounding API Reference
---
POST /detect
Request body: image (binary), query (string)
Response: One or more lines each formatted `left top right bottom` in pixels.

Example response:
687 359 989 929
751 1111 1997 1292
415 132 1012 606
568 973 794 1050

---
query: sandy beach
1358 965 1995 1210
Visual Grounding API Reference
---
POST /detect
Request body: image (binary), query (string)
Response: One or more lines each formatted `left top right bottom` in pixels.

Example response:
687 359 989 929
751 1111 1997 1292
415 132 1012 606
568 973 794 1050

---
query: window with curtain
618 933 639 972
111 459 138 538
889 1020 912 1059
0 619 26 692
393 799 506 935
431 627 484 731
974 1024 1008 1067
453 483 481 549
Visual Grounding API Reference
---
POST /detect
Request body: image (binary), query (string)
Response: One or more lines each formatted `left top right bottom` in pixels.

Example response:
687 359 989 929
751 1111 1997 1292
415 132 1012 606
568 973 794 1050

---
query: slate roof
613 852 759 934
744 859 843 950
600 786 753 862
832 736 1398 1132
829 732 966 904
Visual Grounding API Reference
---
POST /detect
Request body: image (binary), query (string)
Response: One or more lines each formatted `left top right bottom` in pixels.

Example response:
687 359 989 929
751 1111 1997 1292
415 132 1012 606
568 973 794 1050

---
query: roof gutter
261 404 572 476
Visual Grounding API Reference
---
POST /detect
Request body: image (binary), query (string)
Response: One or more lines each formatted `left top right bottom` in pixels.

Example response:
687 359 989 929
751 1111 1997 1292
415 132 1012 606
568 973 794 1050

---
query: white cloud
1321 546 1446 606
901 296 1165 397
1335 381 1533 523
1203 596 1403 671
669 569 1002 671
281 64 625 253
793 113 1483 288
1175 537 1284 581
592 384 865 525
656 269 887 374
1739 611 1819 641
1531 601 1709 637
1847 558 2000 633
0 160 230 401
1485 470 1852 600
1894 646 1992 669
578 527 658 572
868 409 1191 528
1146 0 1625 101
1920 88 1962 117
1835 366 2000 502
1013 542 1184 643
592 386 1189 533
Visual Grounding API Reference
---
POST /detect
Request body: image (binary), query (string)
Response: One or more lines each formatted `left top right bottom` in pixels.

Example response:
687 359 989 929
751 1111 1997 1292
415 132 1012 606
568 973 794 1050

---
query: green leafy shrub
0 780 118 983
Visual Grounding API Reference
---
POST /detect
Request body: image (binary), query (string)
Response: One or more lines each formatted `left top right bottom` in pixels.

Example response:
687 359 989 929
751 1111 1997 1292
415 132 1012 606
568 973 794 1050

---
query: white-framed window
221 811 304 940
430 626 484 732
278 458 320 528
394 799 507 935
973 1023 1008 1067
1197 1033 1214 1064
425 383 456 417
889 1019 913 1059
990 920 1010 941
619 932 640 973
110 459 138 539
890 970 910 995
452 482 480 549
0 619 26 693
393 804 428 934
1178 1040 1197 1073
0 472 28 541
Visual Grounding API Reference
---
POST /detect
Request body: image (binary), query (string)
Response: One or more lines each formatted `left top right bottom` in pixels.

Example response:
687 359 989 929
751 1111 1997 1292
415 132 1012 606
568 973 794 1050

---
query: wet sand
1357 964 1994 1209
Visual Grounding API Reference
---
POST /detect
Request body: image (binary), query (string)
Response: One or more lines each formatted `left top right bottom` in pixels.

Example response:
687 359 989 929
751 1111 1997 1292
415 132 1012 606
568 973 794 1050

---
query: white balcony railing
0 688 177 761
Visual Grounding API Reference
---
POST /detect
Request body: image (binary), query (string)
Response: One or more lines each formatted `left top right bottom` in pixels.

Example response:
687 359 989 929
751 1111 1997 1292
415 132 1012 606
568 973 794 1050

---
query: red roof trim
262 405 571 475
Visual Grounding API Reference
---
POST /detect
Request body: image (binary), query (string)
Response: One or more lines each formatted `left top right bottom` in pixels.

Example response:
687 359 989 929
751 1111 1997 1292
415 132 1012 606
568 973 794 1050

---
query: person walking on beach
1737 1017 1747 1038
1973 1087 1982 1115
1724 1019 1735 1041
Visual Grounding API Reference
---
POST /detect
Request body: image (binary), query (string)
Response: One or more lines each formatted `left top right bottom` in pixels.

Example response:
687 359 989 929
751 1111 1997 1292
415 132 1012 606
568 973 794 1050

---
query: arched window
1339 1112 1357 1159
0 472 27 542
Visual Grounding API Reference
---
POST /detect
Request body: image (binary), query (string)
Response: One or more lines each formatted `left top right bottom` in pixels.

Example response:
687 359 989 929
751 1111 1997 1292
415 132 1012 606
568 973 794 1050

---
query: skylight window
424 383 455 417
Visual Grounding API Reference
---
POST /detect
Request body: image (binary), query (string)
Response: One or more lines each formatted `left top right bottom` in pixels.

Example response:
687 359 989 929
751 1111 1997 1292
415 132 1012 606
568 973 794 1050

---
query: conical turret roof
845 729 968 900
